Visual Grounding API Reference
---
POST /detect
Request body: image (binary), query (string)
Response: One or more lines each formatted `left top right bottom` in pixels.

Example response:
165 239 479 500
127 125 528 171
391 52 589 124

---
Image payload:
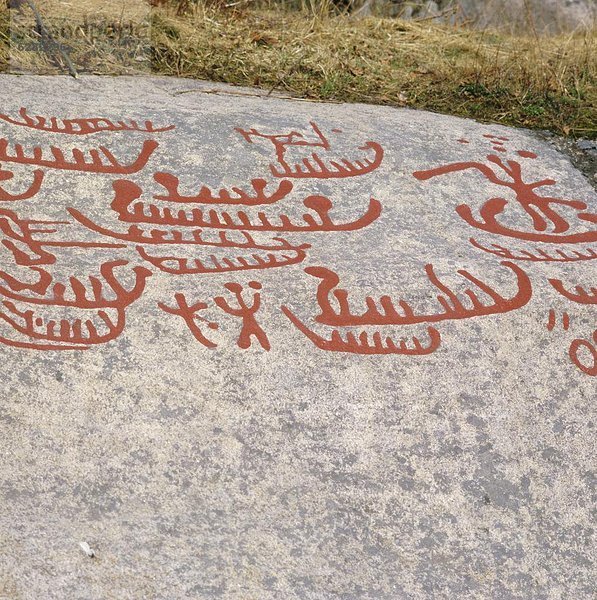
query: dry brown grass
1 1 595 137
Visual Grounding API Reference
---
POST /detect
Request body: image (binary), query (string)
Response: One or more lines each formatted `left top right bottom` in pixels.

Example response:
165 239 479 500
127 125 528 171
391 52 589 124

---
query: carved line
0 108 174 135
549 279 597 305
470 238 597 262
0 139 158 174
282 306 441 355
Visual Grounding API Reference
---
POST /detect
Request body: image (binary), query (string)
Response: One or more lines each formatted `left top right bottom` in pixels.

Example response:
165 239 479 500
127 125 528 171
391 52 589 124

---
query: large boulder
351 0 595 32
0 74 595 599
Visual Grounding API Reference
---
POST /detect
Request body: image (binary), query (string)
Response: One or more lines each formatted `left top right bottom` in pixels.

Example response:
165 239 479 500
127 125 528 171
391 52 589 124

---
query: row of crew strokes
281 263 594 357
0 215 534 355
0 228 594 374
1 246 594 375
0 207 139 350
0 206 588 348
410 134 595 376
0 108 380 182
68 178 380 275
60 121 386 275
0 114 383 206
0 107 176 135
0 108 171 196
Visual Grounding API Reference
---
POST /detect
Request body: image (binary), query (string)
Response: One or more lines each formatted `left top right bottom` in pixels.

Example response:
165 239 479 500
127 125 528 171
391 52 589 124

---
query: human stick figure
158 293 219 348
214 281 270 351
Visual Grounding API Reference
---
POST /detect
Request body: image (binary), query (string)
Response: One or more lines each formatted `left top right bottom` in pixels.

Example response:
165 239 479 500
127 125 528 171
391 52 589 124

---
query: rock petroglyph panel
0 93 593 376
0 76 594 600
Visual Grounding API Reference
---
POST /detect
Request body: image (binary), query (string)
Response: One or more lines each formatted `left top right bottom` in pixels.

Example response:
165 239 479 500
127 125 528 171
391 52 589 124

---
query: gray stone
359 0 596 32
0 75 594 599
577 139 597 160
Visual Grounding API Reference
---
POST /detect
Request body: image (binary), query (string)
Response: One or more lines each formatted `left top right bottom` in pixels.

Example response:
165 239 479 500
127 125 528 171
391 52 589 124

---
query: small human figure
158 293 218 348
214 281 270 350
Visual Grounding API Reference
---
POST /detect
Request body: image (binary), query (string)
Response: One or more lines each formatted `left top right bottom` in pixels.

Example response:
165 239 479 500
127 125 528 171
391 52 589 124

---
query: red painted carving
1 119 588 368
281 306 441 355
282 258 533 356
0 301 123 349
0 138 158 174
0 107 174 135
0 167 44 202
414 138 594 376
0 260 150 309
237 121 331 156
214 281 270 350
0 323 89 350
1 208 149 350
549 279 597 305
105 180 381 233
136 244 307 275
1 211 126 284
159 283 271 350
470 239 597 262
52 121 382 286
0 260 151 350
547 308 555 331
414 149 596 243
236 122 384 179
546 308 570 331
483 134 509 142
19 218 126 252
68 207 311 275
301 261 532 327
0 208 57 268
517 151 537 159
153 173 293 205
268 141 383 179
68 208 310 251
569 330 597 376
158 293 218 348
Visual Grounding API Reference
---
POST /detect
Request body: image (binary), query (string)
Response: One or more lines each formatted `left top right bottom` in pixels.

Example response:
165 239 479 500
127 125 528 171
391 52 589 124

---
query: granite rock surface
0 75 594 599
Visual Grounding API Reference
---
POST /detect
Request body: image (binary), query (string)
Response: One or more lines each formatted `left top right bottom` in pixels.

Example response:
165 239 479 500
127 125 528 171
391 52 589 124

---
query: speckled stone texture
0 76 594 599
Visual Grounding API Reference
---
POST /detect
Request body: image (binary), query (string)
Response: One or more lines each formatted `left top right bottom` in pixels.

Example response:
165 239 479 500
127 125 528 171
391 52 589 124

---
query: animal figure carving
414 150 595 242
159 293 218 348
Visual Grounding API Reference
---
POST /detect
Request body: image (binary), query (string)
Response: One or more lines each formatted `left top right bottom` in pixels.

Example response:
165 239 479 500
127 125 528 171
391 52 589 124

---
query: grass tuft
1 1 595 137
